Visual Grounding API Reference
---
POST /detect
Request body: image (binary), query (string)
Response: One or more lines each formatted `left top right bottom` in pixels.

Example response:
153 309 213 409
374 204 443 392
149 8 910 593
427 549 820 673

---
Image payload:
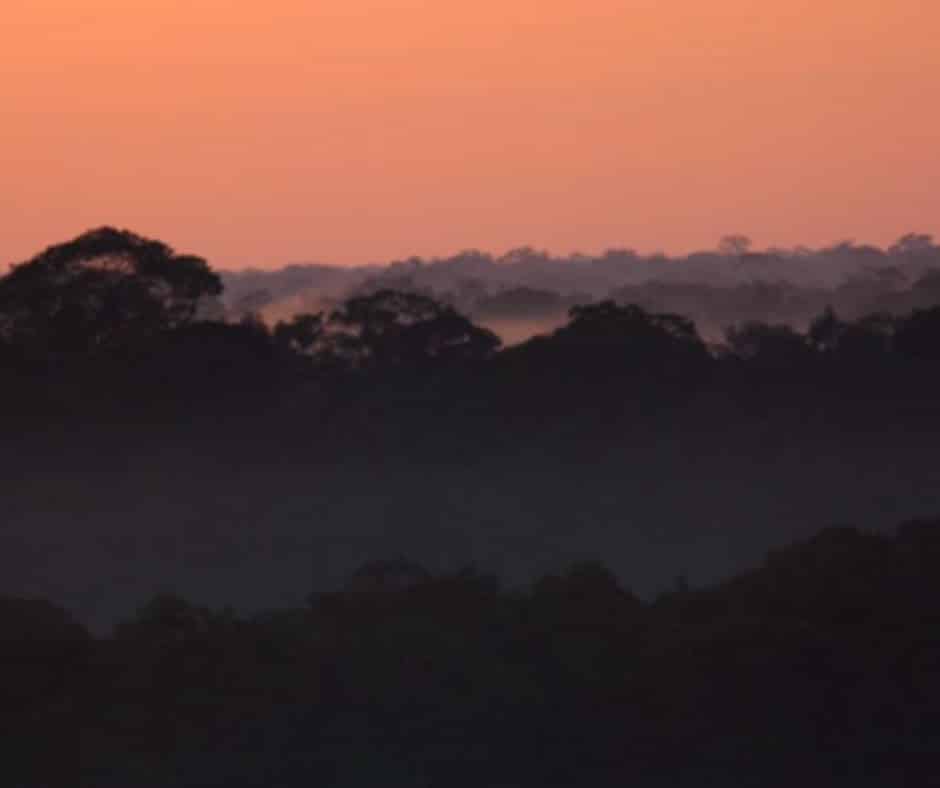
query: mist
5 226 940 786
222 234 940 345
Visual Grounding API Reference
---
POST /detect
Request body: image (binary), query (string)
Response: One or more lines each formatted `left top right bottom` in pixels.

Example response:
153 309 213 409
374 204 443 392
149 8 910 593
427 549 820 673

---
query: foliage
0 227 221 356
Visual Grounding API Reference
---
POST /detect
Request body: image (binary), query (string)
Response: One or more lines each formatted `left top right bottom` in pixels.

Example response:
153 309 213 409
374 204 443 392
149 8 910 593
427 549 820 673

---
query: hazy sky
3 1 938 268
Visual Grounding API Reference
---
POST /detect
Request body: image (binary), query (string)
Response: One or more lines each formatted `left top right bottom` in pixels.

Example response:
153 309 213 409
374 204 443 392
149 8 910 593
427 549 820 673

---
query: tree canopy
323 289 501 370
0 227 222 356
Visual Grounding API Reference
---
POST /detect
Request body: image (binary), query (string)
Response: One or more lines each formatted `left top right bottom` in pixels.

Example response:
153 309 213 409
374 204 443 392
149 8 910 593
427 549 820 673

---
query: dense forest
2 228 940 785
7 518 940 787
222 232 940 343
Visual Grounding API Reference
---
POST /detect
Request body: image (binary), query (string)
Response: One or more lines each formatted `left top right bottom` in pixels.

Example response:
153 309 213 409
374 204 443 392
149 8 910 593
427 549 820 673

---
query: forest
2 228 940 785
222 233 940 344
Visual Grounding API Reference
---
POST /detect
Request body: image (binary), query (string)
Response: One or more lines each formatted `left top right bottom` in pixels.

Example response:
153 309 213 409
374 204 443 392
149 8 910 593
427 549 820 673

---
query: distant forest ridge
220 233 940 342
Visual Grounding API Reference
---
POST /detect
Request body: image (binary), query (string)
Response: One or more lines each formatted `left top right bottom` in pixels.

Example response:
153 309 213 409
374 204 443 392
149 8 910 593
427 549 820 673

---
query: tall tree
0 227 222 356
326 289 501 370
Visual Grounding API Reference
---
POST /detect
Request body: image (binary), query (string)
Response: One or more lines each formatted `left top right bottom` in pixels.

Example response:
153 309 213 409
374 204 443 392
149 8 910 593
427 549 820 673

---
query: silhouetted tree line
3 228 940 429
3 517 940 786
3 229 940 560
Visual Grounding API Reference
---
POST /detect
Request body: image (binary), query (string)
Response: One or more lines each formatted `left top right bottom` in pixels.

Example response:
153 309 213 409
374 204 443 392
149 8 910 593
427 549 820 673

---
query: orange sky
3 1 938 269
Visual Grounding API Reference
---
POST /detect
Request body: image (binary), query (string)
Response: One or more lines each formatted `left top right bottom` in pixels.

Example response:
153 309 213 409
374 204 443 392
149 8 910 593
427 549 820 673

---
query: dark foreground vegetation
2 228 940 784
5 519 940 787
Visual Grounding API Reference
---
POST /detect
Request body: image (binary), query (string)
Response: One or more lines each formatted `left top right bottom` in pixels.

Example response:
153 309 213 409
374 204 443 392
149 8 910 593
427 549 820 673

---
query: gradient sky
3 1 938 269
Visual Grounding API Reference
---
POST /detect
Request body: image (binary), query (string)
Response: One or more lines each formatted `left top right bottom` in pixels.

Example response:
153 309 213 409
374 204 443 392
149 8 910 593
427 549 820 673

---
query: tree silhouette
724 321 812 365
273 312 326 355
894 306 940 361
326 289 501 370
808 306 843 354
344 558 434 593
113 593 221 652
718 234 753 256
515 301 709 376
0 227 222 356
889 233 936 256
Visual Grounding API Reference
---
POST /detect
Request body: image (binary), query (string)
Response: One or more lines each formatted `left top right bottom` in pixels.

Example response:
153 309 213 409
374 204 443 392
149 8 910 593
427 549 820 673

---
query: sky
2 1 938 269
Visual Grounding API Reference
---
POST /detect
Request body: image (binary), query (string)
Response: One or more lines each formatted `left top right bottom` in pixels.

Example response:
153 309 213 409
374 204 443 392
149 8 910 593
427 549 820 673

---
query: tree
0 596 90 652
273 312 326 355
718 235 753 256
475 287 565 318
894 306 940 361
889 233 936 256
534 561 633 604
326 289 500 370
808 306 844 354
835 313 895 359
0 227 222 356
114 593 215 646
345 558 434 593
724 321 812 365
552 301 708 366
910 269 940 306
